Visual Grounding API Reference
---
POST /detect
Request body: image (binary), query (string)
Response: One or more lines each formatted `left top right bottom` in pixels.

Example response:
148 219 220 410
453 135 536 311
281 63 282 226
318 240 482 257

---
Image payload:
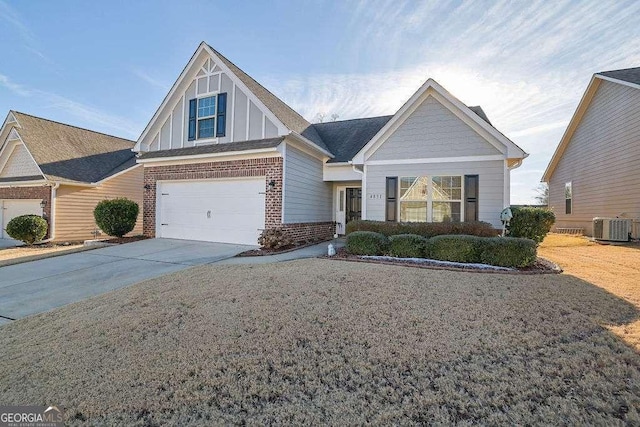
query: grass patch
1 259 639 425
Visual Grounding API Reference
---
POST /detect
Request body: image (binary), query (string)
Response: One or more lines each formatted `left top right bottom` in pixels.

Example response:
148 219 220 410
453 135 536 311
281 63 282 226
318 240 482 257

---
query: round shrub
345 231 390 256
6 214 48 244
258 228 293 249
480 237 537 268
428 235 481 263
93 198 139 238
389 234 428 258
507 207 555 243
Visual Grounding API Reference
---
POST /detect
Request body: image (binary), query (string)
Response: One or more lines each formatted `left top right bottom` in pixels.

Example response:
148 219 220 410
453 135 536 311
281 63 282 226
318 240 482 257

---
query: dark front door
346 188 362 224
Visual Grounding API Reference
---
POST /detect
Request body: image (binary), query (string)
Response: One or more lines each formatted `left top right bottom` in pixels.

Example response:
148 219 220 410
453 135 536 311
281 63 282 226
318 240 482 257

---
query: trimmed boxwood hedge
389 234 428 258
346 220 498 238
345 231 390 256
428 234 481 263
344 232 537 268
479 237 537 268
507 207 555 243
5 214 48 244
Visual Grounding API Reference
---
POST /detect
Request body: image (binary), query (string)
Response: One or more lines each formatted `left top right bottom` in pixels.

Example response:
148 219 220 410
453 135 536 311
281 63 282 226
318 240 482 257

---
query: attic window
188 93 227 141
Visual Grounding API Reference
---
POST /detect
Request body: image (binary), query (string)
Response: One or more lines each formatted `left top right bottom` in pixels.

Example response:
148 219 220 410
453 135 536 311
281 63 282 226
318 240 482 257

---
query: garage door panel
157 178 265 245
1 199 43 239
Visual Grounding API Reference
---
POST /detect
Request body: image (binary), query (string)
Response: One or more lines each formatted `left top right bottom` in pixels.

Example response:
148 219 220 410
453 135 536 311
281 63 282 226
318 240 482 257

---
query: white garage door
157 178 265 245
1 199 43 239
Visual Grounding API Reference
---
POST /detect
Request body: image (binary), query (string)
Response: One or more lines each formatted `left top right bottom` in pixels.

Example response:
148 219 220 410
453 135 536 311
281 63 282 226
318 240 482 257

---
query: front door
335 186 362 235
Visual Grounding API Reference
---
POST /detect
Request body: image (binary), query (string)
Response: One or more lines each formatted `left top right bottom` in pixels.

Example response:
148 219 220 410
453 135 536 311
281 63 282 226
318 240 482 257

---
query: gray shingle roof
468 106 492 125
138 137 284 159
312 116 393 163
11 112 136 184
598 67 640 86
207 44 329 153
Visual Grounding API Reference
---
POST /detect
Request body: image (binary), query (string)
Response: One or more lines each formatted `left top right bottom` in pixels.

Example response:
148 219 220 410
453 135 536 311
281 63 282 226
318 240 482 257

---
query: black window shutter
386 177 397 222
188 99 197 141
216 93 227 137
464 175 479 222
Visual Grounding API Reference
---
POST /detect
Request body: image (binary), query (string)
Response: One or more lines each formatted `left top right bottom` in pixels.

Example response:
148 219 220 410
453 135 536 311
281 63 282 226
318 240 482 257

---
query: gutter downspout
41 182 59 243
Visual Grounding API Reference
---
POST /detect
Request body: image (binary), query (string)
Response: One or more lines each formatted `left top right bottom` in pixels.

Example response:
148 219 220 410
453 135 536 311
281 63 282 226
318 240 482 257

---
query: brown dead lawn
1 258 639 425
539 233 640 348
0 243 85 266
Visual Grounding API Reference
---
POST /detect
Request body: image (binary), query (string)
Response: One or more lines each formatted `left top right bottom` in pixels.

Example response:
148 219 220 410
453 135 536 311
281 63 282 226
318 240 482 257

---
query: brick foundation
0 185 52 238
280 222 336 242
143 157 283 238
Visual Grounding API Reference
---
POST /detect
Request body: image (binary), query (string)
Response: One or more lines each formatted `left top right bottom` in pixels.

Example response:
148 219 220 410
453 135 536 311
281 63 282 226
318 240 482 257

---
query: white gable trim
352 79 527 164
0 131 46 180
542 75 601 182
135 42 289 151
0 111 21 152
596 74 640 91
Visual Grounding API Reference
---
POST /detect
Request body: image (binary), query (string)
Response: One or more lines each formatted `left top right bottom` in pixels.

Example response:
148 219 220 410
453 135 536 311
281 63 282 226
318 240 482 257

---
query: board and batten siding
144 54 280 152
549 80 640 236
283 144 332 223
369 96 501 161
0 143 41 178
365 161 505 228
55 167 144 241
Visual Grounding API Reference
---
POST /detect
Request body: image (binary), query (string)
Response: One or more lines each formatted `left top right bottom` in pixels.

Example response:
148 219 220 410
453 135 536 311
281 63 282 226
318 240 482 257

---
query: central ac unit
593 218 631 242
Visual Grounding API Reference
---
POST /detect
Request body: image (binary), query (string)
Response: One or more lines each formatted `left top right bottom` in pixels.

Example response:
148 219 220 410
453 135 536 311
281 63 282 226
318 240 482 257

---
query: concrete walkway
215 239 343 265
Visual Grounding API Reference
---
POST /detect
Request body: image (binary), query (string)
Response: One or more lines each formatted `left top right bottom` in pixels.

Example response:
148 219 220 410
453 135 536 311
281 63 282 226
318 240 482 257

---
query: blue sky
1 0 639 203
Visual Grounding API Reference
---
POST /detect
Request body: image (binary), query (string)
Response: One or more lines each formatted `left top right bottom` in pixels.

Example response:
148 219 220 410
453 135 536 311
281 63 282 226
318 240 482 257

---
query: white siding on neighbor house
0 143 41 178
140 52 286 152
549 80 640 236
369 96 501 161
283 144 332 223
365 160 506 228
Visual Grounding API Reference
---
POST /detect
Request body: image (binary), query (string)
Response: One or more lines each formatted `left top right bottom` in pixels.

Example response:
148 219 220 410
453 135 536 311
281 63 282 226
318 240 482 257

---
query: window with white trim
188 93 227 141
565 182 572 214
399 175 462 222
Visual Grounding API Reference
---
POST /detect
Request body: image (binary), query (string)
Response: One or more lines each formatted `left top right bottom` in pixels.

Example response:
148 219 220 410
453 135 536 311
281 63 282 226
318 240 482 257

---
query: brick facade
0 185 52 238
142 157 335 244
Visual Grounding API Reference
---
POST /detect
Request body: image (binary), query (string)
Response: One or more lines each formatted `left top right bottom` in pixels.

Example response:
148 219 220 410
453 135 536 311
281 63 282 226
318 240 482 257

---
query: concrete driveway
0 238 21 249
0 238 253 325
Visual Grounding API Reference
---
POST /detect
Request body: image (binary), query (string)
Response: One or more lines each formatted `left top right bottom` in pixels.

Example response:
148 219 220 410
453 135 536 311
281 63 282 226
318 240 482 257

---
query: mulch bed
236 239 330 257
103 236 149 244
323 248 562 275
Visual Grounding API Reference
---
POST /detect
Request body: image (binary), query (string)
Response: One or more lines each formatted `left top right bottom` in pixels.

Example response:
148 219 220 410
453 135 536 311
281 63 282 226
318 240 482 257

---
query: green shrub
93 198 139 238
6 214 48 244
346 220 498 238
507 207 555 243
389 234 428 258
479 237 537 267
346 231 390 256
428 235 481 263
258 228 293 249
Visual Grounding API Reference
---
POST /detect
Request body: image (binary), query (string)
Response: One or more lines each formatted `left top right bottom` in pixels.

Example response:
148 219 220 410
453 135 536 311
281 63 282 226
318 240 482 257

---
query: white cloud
131 68 170 91
0 74 32 97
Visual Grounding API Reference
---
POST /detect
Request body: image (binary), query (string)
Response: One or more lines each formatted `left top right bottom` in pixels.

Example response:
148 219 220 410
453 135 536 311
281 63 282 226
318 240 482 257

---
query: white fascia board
0 132 47 179
0 179 49 187
203 44 290 136
352 78 527 163
0 111 20 139
595 74 640 91
324 162 352 166
137 147 280 165
365 154 505 166
542 75 601 182
287 131 334 159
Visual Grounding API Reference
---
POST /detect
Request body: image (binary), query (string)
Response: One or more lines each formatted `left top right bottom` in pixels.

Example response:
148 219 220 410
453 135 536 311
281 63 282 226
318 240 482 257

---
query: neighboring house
542 67 640 237
0 111 143 241
135 42 527 245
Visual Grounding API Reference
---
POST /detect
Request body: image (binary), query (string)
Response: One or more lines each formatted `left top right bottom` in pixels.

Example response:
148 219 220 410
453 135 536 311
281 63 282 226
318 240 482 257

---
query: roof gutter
287 131 335 159
136 147 280 164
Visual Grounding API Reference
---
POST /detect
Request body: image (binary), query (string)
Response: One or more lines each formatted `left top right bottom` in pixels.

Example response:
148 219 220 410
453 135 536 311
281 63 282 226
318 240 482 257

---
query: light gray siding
549 80 640 236
249 101 262 140
0 143 41 178
365 160 506 228
369 96 501 161
233 87 248 141
283 144 333 223
159 118 171 150
265 118 278 138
